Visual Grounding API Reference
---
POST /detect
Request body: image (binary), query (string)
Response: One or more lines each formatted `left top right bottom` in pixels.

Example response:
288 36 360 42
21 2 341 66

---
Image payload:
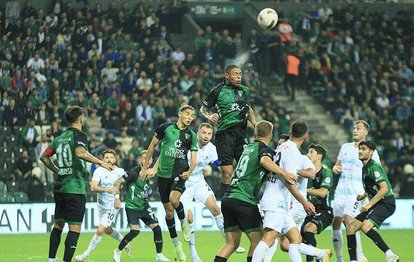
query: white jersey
335 142 380 197
292 155 315 205
186 142 218 185
92 166 125 209
261 140 303 211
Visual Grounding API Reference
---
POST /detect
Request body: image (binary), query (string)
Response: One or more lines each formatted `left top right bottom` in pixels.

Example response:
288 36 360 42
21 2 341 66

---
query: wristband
115 194 120 199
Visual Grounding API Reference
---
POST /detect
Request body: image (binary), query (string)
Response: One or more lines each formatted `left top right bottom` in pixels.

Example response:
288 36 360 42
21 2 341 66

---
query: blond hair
255 120 273 138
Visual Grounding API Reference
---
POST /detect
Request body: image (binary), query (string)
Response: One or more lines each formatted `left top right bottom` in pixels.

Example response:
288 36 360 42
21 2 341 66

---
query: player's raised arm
247 106 257 126
75 146 114 171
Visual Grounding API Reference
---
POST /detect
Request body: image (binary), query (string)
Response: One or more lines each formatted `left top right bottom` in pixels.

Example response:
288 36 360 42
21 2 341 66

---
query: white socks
172 237 180 247
188 223 198 256
264 239 278 262
299 243 325 258
252 240 270 262
333 229 343 262
215 214 225 238
288 244 302 262
110 229 124 242
85 234 102 255
355 231 365 260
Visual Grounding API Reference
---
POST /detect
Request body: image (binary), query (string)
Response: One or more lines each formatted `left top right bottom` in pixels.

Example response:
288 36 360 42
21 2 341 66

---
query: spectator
102 132 118 149
21 118 39 148
135 99 153 128
35 134 54 187
13 150 33 190
2 98 19 127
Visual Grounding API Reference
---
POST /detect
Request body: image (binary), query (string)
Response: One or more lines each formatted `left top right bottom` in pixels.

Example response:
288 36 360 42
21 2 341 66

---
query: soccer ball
257 8 278 30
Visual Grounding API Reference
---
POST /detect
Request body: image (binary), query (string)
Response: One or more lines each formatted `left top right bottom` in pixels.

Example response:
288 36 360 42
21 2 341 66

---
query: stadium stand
0 1 413 202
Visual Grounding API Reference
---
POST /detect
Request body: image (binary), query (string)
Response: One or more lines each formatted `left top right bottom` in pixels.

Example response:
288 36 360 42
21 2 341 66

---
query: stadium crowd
0 0 413 202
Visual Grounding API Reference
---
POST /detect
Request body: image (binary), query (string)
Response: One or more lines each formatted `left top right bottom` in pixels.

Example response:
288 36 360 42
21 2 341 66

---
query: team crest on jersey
231 103 241 112
185 133 190 139
238 90 243 96
174 139 182 148
324 177 331 184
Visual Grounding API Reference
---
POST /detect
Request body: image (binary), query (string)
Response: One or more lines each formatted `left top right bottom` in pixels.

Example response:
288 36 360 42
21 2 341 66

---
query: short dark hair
102 148 116 158
308 143 327 161
290 120 308 138
279 133 290 141
64 106 84 124
225 64 240 73
359 141 376 151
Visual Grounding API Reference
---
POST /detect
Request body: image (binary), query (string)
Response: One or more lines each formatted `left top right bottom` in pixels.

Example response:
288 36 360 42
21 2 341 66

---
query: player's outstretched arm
40 151 59 174
287 183 315 215
260 156 297 184
247 106 257 126
200 105 219 124
297 168 316 179
307 187 328 198
75 146 114 171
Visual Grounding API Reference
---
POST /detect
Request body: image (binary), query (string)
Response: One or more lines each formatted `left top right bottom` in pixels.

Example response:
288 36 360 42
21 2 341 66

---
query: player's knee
104 227 113 235
165 210 174 219
360 220 374 233
280 241 289 252
130 229 140 238
304 223 317 234
346 222 358 235
332 217 342 229
210 205 221 216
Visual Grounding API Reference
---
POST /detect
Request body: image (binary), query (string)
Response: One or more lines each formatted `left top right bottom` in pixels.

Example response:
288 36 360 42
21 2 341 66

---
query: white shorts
263 208 296 234
98 207 119 228
288 202 307 229
181 179 215 212
332 196 365 218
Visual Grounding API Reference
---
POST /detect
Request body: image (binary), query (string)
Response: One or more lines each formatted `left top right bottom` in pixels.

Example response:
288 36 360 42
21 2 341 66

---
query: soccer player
332 120 380 262
346 141 399 262
252 120 315 262
180 123 245 261
214 120 297 262
141 104 198 262
75 149 129 262
40 106 114 262
200 64 256 196
112 150 170 262
265 147 331 262
302 144 334 262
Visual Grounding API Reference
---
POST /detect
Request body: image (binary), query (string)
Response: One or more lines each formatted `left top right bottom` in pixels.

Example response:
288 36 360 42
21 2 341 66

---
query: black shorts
303 208 333 234
355 197 396 228
221 198 262 233
215 125 248 166
54 192 86 225
126 205 158 226
157 176 186 203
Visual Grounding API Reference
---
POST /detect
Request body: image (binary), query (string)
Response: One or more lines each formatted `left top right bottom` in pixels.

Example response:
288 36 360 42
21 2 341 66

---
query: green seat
0 180 5 192
0 192 13 203
13 191 29 203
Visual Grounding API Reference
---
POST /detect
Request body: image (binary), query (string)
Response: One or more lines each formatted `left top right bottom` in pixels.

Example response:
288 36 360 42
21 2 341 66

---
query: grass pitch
0 229 412 261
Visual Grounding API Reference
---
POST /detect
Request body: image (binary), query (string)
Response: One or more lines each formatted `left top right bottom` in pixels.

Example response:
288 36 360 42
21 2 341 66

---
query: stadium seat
1 126 12 137
13 147 25 159
2 148 12 159
13 191 29 203
6 136 18 148
0 180 5 192
0 192 13 203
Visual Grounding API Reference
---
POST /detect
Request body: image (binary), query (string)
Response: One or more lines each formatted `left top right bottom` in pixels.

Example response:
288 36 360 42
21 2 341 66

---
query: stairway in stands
262 76 348 162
